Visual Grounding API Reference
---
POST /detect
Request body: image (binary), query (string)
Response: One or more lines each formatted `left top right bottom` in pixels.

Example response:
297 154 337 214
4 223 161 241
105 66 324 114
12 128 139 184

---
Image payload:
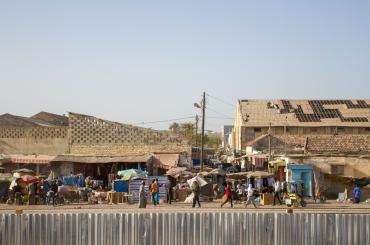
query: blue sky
1 1 369 131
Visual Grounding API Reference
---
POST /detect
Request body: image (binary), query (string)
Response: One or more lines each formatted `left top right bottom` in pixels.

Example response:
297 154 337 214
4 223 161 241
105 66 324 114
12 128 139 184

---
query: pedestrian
165 181 172 204
150 179 158 205
155 179 160 205
191 181 201 208
273 179 282 205
237 183 245 202
139 181 147 208
353 185 361 203
245 184 257 208
50 180 59 205
221 182 233 208
28 182 37 205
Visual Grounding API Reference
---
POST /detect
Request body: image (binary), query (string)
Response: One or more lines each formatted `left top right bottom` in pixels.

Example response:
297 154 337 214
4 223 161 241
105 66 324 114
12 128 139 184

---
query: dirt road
1 200 370 214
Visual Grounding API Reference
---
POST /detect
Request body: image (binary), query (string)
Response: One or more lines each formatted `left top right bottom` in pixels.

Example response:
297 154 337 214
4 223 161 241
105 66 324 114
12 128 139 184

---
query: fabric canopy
117 169 148 181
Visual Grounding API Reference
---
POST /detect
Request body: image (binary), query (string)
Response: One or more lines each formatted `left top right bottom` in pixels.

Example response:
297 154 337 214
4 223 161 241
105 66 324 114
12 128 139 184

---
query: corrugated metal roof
0 212 369 245
8 154 55 164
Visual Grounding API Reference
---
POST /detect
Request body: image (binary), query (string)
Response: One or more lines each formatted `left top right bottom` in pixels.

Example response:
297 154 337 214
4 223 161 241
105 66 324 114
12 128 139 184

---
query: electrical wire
134 116 194 125
206 106 233 118
206 93 235 108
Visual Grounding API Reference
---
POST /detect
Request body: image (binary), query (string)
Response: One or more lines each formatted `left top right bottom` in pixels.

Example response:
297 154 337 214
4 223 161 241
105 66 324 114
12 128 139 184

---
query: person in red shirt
221 182 233 208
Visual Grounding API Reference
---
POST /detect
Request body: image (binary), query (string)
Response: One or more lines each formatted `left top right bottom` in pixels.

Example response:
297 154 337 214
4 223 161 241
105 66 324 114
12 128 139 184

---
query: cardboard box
260 193 273 206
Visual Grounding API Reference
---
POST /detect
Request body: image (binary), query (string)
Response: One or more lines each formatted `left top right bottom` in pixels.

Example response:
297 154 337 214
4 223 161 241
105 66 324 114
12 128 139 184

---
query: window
365 127 370 133
331 165 344 175
254 128 262 133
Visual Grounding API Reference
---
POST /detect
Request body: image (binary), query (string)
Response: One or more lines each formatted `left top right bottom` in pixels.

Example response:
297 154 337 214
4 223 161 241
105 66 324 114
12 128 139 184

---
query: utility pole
195 115 199 147
268 122 272 161
200 92 206 172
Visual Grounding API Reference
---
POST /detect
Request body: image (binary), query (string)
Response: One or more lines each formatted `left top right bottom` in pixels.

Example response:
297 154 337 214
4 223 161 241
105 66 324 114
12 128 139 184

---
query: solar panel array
278 100 370 123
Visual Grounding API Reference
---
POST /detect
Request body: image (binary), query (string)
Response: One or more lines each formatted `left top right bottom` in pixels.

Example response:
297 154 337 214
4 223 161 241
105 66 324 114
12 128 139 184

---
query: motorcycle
284 192 306 208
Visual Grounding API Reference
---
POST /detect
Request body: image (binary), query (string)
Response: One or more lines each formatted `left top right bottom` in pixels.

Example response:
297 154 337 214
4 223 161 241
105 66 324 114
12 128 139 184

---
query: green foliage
169 122 221 149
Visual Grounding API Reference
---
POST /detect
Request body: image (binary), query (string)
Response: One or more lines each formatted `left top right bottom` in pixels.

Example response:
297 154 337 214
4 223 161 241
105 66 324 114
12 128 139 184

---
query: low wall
1 212 369 245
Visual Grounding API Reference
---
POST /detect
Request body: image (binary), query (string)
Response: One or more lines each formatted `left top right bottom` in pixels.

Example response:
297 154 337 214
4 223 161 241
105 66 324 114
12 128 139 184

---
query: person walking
191 181 201 208
165 181 172 204
150 179 158 205
273 179 282 205
353 185 361 203
139 181 147 208
245 184 257 208
154 179 160 205
28 182 37 205
221 182 233 208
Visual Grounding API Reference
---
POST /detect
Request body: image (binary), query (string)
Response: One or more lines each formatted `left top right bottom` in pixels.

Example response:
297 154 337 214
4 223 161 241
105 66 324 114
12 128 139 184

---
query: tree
169 122 180 132
168 122 221 149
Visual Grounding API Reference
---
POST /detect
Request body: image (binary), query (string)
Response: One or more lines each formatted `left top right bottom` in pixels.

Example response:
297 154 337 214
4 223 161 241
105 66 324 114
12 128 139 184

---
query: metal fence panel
0 212 369 245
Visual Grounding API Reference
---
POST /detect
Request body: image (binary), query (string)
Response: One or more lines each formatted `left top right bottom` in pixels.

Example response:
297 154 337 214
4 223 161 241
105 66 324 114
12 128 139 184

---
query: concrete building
0 112 192 179
233 99 370 152
0 112 69 174
51 112 191 178
234 99 370 199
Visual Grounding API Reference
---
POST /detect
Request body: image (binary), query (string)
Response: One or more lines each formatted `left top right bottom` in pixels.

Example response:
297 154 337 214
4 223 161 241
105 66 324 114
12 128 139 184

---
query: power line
206 93 235 108
134 116 194 125
207 116 234 120
206 106 233 118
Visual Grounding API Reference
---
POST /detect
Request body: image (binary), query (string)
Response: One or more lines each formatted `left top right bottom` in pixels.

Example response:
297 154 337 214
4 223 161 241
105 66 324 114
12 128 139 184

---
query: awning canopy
52 154 152 164
8 155 55 165
154 153 179 170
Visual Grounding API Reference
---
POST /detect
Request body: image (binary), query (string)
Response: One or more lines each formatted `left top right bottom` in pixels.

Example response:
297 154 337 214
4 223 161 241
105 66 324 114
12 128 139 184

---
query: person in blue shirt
353 185 361 203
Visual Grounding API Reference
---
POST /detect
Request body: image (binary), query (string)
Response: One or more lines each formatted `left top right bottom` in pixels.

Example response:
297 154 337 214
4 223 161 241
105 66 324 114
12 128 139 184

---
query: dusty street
1 200 370 214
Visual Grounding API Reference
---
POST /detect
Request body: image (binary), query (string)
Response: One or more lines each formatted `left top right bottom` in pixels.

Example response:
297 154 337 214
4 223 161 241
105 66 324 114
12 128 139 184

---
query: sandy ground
1 199 370 214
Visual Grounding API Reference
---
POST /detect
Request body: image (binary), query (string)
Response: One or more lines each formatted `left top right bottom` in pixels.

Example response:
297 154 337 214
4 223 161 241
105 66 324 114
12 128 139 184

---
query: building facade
233 99 370 152
235 100 370 199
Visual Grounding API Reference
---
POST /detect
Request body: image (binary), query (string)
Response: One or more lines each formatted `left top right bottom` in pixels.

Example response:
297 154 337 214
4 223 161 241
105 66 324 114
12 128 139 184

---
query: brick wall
69 113 191 156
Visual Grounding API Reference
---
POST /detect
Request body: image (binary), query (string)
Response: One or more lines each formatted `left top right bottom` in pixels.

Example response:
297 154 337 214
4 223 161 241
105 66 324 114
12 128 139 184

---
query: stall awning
154 153 179 170
9 154 55 165
52 154 152 164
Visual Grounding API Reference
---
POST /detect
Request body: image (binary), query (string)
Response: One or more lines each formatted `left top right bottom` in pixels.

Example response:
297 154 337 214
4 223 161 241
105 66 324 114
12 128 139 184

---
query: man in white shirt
245 184 257 208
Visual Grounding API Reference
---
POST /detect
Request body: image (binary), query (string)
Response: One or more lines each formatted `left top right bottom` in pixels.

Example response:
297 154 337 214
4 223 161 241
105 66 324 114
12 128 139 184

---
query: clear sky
1 1 369 131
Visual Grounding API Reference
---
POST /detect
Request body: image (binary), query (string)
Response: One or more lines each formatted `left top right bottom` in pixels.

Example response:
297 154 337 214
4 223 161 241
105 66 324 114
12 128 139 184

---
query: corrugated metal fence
1 212 369 245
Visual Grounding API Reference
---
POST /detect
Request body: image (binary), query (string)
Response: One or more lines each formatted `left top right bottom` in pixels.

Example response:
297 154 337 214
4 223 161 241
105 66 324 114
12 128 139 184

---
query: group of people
7 177 62 205
220 183 259 208
138 179 164 208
